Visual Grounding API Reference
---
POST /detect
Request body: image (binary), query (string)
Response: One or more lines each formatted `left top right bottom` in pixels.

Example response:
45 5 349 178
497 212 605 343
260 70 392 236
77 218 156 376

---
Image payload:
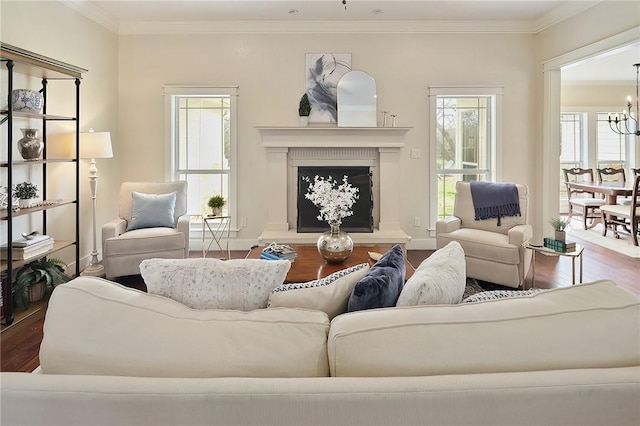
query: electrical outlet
240 217 247 227
414 217 421 227
410 149 421 159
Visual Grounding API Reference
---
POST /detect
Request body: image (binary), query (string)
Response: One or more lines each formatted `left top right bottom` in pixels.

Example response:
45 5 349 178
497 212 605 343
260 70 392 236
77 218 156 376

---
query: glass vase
317 222 354 264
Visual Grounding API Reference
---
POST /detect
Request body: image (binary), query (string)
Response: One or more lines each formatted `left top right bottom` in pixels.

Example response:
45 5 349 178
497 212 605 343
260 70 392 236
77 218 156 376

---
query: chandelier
608 63 640 137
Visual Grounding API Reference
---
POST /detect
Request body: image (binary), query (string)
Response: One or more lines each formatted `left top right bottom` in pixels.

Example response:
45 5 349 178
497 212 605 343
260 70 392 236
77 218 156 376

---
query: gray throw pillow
127 191 177 231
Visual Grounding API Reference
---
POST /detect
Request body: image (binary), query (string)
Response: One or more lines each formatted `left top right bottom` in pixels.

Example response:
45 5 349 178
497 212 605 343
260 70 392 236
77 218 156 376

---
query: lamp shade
80 130 113 159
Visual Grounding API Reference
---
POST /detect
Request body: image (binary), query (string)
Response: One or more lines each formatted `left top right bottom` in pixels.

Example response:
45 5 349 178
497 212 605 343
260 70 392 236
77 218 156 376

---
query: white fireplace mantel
257 126 412 245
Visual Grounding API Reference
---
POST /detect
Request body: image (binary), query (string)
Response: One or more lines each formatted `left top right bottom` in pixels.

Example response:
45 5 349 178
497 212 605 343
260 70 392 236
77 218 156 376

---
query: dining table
567 181 634 205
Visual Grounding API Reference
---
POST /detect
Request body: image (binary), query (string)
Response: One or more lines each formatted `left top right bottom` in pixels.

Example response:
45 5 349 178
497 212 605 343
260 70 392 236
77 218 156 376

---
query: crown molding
532 1 601 33
60 0 120 34
59 0 603 36
118 20 537 35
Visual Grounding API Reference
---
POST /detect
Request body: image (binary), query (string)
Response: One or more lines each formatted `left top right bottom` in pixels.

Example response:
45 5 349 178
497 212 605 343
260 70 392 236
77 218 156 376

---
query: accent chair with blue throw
436 181 532 289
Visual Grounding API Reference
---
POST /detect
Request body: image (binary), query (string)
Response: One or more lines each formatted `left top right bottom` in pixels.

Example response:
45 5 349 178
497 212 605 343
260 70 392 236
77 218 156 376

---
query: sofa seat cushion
105 227 185 256
437 228 520 265
328 280 640 377
140 258 291 311
396 241 466 306
40 277 330 378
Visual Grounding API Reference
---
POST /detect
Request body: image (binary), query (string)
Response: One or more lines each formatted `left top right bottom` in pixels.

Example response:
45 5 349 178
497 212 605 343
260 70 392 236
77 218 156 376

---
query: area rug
566 224 640 258
463 278 486 299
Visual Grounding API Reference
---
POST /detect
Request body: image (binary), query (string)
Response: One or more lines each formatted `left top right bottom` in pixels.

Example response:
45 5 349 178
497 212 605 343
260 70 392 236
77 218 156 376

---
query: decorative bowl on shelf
11 89 44 113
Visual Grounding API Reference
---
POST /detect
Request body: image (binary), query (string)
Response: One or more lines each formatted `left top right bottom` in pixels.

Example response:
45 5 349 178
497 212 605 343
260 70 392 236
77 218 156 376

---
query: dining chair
597 167 628 205
562 168 605 229
600 173 640 246
597 167 626 183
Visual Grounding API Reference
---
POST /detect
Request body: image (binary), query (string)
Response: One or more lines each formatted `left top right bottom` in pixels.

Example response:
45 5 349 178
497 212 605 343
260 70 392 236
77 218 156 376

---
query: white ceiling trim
59 0 603 35
531 1 600 33
117 20 537 35
60 0 119 33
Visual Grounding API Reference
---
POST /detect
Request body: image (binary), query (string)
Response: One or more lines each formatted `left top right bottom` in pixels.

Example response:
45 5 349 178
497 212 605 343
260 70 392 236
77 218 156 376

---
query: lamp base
81 262 106 278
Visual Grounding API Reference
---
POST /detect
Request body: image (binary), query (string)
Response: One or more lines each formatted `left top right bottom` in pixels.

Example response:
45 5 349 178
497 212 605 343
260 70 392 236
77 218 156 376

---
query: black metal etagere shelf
1 43 87 326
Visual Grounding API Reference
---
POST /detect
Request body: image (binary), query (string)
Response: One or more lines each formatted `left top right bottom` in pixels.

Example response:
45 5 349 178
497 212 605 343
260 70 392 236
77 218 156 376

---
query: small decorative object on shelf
11 89 43 112
303 174 359 263
548 217 570 243
381 111 389 127
207 195 225 216
17 128 43 160
0 185 18 210
13 181 38 208
298 93 311 126
391 114 398 127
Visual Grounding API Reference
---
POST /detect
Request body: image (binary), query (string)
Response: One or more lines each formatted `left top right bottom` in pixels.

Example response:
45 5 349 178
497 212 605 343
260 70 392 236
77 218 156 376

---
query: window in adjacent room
429 86 501 229
596 112 627 170
164 85 238 233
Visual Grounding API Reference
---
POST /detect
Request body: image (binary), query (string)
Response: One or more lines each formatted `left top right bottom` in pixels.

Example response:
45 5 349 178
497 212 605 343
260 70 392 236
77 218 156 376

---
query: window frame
163 85 239 239
428 86 503 234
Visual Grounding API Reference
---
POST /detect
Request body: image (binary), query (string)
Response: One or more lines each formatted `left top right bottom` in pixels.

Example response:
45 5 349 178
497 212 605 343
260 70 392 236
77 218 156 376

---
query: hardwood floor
2 238 638 373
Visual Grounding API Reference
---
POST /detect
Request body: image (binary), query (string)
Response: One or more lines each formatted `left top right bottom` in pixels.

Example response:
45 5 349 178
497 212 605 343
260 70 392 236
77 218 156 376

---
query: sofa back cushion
328 280 639 377
40 277 330 378
454 181 528 235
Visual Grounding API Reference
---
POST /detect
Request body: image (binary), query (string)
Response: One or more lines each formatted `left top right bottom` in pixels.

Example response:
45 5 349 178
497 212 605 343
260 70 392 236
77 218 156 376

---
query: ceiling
62 0 639 83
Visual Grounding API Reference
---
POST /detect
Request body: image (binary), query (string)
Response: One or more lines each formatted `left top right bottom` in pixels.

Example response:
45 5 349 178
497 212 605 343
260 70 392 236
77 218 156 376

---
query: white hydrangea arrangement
303 175 359 225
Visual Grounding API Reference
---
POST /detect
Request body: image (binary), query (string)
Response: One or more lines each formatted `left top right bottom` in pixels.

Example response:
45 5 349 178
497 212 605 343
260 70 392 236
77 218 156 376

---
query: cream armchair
436 181 532 289
102 182 189 280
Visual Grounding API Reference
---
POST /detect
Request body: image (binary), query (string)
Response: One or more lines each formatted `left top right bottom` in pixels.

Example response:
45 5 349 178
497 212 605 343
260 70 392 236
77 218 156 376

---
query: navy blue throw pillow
347 244 406 312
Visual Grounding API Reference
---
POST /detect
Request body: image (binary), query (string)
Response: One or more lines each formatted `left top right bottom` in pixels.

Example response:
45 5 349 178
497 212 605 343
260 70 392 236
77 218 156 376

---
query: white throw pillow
396 241 466 306
268 263 370 319
140 258 291 311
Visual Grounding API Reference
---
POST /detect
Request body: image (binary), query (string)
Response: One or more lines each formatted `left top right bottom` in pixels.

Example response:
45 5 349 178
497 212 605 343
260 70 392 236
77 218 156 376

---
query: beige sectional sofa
2 277 639 426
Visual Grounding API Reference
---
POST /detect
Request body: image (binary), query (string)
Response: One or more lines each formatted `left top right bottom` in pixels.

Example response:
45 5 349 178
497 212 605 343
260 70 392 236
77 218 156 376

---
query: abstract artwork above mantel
306 53 352 124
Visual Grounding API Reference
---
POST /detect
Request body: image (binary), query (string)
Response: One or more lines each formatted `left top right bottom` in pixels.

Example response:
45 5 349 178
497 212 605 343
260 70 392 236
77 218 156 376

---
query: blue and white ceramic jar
11 89 44 113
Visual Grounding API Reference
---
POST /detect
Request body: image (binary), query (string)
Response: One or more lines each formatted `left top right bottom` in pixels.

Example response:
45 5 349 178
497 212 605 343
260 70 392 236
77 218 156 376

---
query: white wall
3 0 638 254
118 32 536 248
1 1 119 271
534 1 640 238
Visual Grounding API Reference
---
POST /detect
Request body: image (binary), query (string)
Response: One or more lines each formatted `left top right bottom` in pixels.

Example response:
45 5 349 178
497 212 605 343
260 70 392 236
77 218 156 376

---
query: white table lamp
79 128 113 277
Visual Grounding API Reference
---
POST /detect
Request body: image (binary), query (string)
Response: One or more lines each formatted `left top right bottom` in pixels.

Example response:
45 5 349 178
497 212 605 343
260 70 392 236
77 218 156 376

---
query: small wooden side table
527 243 584 287
202 215 231 259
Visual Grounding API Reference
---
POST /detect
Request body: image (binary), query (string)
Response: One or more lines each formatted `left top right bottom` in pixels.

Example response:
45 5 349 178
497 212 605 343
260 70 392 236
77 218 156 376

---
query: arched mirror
337 70 377 127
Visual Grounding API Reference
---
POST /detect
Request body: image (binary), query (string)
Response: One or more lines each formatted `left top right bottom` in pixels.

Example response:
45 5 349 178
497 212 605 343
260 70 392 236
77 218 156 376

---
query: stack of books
543 238 576 253
1 234 54 260
260 243 297 262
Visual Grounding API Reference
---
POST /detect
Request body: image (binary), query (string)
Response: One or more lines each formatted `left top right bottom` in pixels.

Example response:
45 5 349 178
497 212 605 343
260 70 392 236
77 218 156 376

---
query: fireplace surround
257 126 411 244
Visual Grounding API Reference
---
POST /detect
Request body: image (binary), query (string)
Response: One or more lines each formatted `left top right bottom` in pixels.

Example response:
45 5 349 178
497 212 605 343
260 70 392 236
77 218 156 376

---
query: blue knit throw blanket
469 181 521 226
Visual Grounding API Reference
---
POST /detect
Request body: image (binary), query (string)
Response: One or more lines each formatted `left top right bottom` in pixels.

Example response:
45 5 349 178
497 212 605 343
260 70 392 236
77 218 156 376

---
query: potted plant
12 258 72 309
548 217 570 242
298 93 311 126
14 181 38 208
207 195 225 216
